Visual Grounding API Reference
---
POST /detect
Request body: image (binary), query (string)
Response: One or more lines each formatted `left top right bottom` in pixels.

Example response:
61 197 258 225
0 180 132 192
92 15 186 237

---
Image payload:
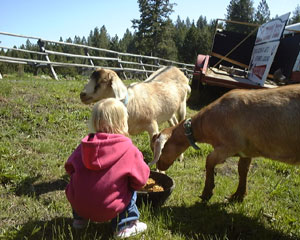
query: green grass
1 73 300 240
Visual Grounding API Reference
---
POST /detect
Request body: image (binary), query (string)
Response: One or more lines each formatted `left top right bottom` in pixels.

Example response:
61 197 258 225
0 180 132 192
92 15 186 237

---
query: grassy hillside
0 74 299 240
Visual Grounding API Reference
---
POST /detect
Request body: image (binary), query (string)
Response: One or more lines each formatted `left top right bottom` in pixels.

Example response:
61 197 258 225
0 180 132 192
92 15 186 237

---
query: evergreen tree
174 16 188 61
196 15 208 29
196 15 213 56
225 0 255 34
182 23 201 63
88 27 102 49
81 36 87 45
87 30 94 46
119 29 136 53
132 0 175 57
73 36 84 63
185 17 192 28
87 26 110 58
99 25 110 50
254 0 270 24
110 35 120 51
290 5 300 24
156 19 177 60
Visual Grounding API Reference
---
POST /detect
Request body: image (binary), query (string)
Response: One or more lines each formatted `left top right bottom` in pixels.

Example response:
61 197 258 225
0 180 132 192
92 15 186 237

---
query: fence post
84 48 94 67
118 54 127 80
139 57 148 78
155 59 160 72
37 39 58 80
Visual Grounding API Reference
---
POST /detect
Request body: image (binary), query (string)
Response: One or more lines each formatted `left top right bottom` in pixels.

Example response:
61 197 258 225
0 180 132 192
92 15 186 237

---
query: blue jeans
72 191 140 231
111 191 140 231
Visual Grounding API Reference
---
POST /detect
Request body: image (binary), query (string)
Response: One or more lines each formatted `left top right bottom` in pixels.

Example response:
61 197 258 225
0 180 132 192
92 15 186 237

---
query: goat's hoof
227 194 245 203
199 193 212 202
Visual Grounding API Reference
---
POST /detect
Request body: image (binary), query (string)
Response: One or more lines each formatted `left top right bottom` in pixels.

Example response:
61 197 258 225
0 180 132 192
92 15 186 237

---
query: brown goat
149 84 300 201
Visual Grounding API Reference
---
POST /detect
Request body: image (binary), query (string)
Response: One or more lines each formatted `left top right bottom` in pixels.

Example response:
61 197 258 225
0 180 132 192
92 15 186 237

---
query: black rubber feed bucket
137 171 175 208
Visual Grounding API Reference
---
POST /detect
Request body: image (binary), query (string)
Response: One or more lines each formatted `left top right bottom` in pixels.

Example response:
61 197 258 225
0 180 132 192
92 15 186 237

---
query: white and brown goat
80 66 191 142
149 84 300 201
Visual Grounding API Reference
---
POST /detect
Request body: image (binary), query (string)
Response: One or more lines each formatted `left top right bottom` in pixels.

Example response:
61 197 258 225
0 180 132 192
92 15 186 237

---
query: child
65 98 150 238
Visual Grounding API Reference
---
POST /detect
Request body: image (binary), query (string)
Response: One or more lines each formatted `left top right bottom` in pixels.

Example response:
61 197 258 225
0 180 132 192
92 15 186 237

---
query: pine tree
290 5 300 24
254 0 270 24
174 16 188 61
110 35 120 51
156 19 177 60
196 16 208 29
98 26 110 50
185 17 192 28
119 29 135 53
132 0 176 57
225 0 255 34
182 23 201 63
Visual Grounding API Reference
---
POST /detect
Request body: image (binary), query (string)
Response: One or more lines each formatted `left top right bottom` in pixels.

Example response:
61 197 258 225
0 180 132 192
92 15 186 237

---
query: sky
0 0 299 48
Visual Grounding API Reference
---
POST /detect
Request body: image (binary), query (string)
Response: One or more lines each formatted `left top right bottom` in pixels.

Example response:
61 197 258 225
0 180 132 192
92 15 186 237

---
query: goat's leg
229 157 252 202
146 121 159 140
177 98 187 122
200 147 231 201
168 114 178 126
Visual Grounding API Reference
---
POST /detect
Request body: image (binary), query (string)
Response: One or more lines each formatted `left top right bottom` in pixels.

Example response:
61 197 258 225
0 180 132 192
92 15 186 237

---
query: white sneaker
115 220 147 238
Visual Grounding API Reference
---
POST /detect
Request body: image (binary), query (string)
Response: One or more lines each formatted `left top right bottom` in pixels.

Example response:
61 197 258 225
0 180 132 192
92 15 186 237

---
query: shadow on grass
15 175 69 197
160 202 299 240
11 217 113 240
7 202 300 240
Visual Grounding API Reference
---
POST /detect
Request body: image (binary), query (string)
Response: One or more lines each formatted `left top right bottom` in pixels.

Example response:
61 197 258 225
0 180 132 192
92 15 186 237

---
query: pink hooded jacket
65 132 150 222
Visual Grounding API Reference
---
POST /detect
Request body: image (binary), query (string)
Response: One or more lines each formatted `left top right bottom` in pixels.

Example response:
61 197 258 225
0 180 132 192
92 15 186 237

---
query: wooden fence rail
0 31 194 80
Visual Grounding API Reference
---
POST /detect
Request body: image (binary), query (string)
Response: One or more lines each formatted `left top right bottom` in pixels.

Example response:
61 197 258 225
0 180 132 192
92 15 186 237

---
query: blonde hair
89 98 128 135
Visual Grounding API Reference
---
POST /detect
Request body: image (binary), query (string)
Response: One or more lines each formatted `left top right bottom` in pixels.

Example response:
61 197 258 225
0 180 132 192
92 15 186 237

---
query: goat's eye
94 82 100 92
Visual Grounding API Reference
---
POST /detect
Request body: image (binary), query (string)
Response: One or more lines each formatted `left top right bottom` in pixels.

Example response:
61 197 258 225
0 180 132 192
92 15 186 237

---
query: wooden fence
0 31 194 80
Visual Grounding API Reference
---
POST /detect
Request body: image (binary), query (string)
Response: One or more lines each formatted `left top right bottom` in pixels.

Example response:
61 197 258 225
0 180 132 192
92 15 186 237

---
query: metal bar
216 18 261 27
0 46 47 55
212 26 259 69
0 55 158 73
0 31 40 40
211 52 249 69
0 58 28 64
118 60 160 68
45 49 119 61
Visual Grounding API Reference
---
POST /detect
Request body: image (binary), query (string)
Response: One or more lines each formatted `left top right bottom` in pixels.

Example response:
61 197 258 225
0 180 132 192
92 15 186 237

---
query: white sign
248 13 290 85
255 12 290 44
248 41 280 85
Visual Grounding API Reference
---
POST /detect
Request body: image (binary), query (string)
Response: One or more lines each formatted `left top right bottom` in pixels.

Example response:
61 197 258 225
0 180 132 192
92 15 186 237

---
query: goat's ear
109 72 127 100
150 133 160 151
91 68 101 81
149 133 169 166
151 133 160 144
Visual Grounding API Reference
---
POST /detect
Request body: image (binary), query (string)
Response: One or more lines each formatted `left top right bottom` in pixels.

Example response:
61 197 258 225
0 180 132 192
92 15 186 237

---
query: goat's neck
191 113 209 144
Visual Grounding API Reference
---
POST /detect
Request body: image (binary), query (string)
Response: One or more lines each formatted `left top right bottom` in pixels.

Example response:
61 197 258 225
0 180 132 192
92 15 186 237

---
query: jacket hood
81 132 132 170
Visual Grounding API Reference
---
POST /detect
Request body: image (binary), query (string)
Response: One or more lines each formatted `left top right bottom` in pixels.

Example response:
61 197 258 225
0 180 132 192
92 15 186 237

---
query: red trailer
190 17 300 97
